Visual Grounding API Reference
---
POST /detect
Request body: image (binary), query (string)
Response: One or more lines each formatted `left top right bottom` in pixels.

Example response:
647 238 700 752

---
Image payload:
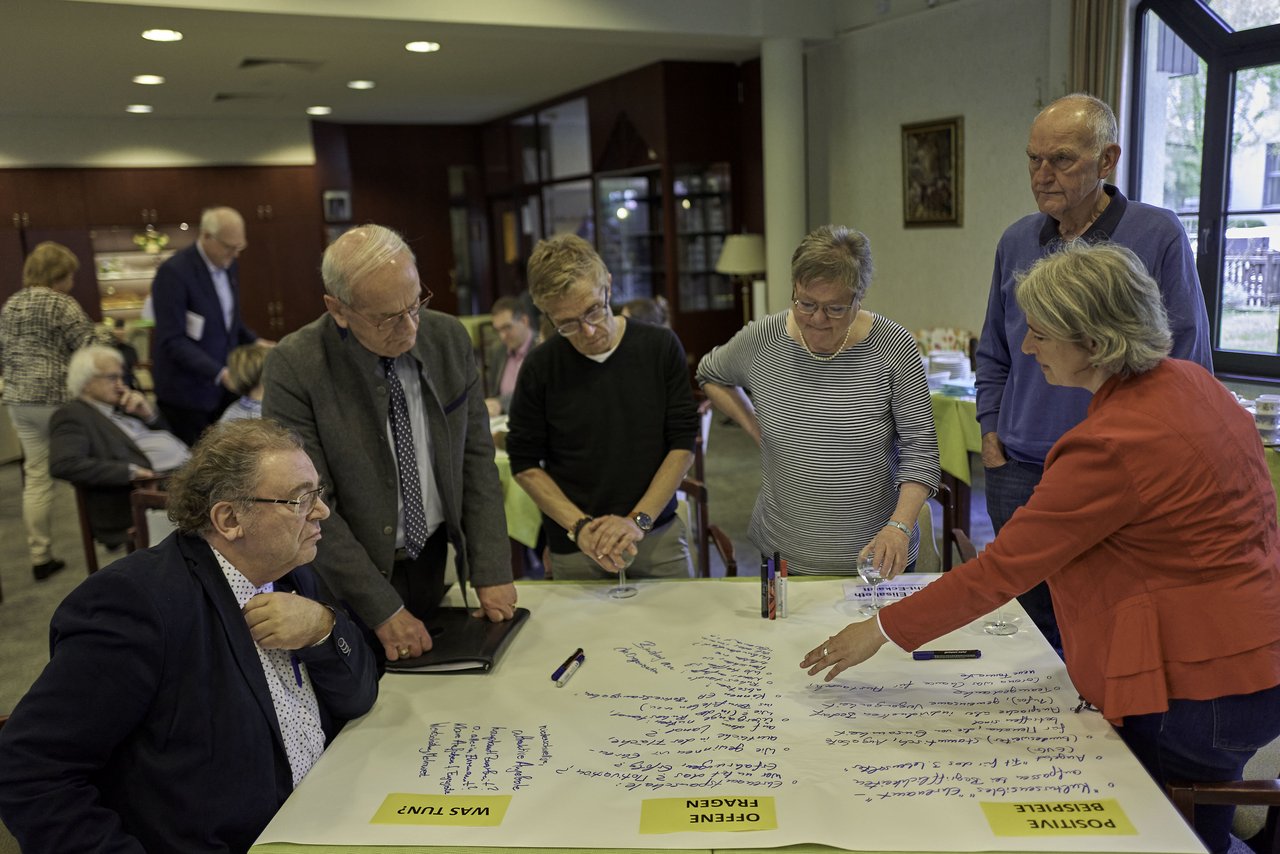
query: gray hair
321 224 415 304
1015 242 1171 378
527 234 609 309
166 419 305 535
791 225 875 300
1039 93 1118 154
199 207 243 238
67 345 122 398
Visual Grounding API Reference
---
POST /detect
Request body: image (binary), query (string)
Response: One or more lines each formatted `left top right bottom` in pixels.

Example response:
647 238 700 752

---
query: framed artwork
902 117 963 227
322 189 351 223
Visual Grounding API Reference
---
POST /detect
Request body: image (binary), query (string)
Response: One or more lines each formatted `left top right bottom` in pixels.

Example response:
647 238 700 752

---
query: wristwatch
567 515 594 543
632 512 654 534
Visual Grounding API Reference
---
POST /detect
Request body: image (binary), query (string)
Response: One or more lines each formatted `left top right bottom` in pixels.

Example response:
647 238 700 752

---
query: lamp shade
715 234 766 276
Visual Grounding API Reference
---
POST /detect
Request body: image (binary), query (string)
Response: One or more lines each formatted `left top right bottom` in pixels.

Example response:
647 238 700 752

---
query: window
1133 0 1280 373
1264 143 1280 207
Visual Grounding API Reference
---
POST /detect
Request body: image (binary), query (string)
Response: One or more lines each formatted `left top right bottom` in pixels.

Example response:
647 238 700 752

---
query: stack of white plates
1256 394 1280 445
928 350 971 382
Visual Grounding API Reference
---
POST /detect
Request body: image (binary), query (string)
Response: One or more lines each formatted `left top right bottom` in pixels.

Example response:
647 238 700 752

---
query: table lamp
715 234 766 326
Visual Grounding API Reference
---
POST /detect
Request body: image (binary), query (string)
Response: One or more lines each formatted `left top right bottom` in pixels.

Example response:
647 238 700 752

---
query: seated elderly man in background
506 234 699 579
49 344 191 548
0 419 378 853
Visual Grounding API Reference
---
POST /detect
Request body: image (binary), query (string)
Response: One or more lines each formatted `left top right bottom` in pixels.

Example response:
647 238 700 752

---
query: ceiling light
347 80 376 90
132 74 165 85
126 105 154 114
405 41 441 53
141 29 183 42
306 106 332 116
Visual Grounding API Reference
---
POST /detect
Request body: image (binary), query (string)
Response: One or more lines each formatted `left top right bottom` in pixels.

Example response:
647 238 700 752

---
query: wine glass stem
618 563 627 590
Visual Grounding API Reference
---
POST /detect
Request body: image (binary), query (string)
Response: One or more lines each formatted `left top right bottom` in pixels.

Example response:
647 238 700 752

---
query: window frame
1131 0 1280 378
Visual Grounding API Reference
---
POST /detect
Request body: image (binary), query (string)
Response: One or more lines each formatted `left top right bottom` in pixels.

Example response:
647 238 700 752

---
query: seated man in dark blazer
49 344 190 547
0 419 378 854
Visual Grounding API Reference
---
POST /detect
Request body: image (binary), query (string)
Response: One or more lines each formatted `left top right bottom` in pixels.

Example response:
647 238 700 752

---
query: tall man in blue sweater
976 93 1212 648
506 234 699 579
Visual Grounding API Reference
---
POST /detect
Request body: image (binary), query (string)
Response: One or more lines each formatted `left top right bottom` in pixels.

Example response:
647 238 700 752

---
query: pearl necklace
797 321 854 362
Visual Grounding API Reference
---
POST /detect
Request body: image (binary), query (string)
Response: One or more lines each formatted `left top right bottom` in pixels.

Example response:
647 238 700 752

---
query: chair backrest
130 486 171 552
1166 779 1280 854
693 397 713 483
678 476 736 578
72 484 100 575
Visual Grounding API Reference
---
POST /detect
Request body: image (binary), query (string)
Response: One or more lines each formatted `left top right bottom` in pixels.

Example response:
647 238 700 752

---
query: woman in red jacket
803 242 1280 854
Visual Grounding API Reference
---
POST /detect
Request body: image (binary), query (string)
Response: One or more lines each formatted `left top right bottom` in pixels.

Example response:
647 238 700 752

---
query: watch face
633 513 653 532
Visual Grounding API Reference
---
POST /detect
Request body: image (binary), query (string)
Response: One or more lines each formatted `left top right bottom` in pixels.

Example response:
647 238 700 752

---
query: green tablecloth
495 451 540 548
1267 447 1280 529
931 393 980 485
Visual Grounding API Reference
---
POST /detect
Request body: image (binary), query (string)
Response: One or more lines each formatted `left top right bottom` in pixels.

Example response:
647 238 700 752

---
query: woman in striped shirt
696 225 940 576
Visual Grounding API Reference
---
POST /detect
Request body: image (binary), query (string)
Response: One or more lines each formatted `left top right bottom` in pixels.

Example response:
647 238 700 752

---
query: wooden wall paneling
343 124 484 318
81 168 206 226
661 62 741 165
8 169 88 229
0 227 25 307
738 58 765 237
588 63 666 173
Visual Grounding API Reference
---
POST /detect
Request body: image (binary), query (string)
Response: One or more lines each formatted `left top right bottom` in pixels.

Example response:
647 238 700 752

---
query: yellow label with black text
639 796 777 834
371 794 511 826
981 799 1136 836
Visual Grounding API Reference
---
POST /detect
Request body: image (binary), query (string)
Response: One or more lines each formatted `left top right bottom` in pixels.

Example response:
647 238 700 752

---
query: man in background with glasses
506 234 699 579
977 93 1212 650
49 344 190 549
263 224 517 665
152 205 270 445
0 419 377 853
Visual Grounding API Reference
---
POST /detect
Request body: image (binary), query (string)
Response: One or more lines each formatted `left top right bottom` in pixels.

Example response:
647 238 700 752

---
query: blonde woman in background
0 242 111 580
217 343 270 423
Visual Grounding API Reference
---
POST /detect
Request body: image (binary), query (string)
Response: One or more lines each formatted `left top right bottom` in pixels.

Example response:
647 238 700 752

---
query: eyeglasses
246 485 327 517
212 235 248 254
792 297 856 319
94 372 126 383
554 300 611 337
345 292 433 332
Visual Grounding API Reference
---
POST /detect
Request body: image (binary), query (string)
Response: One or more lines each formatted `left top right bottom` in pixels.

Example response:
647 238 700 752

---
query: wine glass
608 549 637 599
983 600 1019 636
856 555 883 616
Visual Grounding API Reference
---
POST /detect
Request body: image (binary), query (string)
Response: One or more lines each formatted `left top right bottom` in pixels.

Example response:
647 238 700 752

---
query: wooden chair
679 476 737 578
73 477 167 573
129 485 171 552
952 527 978 563
1166 779 1280 854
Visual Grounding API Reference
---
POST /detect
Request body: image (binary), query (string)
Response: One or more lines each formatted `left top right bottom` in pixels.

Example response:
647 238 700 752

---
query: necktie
381 357 428 559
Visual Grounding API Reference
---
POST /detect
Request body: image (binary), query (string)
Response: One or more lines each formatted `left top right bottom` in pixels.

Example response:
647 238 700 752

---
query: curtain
1070 0 1128 110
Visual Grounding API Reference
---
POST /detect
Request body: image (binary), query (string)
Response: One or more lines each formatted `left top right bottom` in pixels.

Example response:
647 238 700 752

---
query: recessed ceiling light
141 29 183 42
132 74 165 85
405 41 440 53
347 80 376 90
306 106 332 116
126 104 154 114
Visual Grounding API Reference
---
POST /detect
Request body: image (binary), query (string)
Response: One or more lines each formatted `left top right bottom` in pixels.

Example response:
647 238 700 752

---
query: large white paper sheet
254 578 1206 853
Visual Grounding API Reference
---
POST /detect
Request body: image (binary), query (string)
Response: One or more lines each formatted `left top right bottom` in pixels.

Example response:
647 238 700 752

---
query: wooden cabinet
81 168 205 226
0 169 89 229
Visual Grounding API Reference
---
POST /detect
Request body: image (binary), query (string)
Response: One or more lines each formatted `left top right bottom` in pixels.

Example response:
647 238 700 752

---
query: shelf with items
597 170 663 305
673 163 733 313
91 223 196 326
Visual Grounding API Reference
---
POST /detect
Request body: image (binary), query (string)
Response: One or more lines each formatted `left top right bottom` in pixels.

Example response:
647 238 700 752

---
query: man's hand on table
375 608 434 660
474 583 519 622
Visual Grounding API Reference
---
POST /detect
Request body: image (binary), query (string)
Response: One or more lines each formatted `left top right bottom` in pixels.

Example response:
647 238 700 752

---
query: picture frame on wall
902 117 963 227
322 190 351 223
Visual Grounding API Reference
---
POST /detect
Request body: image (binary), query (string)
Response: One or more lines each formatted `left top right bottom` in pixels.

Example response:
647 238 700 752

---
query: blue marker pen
551 647 584 682
556 653 585 688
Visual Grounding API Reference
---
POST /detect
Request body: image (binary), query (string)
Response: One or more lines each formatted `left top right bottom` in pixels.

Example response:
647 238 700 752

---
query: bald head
1034 93 1118 157
198 207 246 269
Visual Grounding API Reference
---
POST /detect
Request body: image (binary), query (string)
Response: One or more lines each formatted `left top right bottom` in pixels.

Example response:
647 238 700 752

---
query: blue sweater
975 185 1212 464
